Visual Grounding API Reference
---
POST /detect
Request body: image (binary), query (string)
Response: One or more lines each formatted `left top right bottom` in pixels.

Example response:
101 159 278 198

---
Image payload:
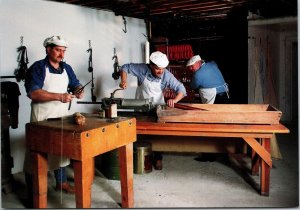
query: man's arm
119 70 128 89
166 92 184 108
30 89 74 103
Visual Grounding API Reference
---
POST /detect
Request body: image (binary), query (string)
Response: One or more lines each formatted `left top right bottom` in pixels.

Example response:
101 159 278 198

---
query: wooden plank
137 122 290 134
243 137 272 167
73 158 94 208
118 143 134 208
173 103 208 110
157 104 282 124
32 152 48 208
251 148 260 176
137 130 274 138
261 138 271 196
138 136 245 153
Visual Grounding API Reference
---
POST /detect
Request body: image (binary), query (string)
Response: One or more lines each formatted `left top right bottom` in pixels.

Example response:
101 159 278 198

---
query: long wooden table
135 116 289 196
26 115 136 208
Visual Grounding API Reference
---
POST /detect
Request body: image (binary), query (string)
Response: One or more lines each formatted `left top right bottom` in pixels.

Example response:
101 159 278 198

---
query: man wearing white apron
187 55 230 104
119 51 187 170
24 36 84 206
187 55 230 162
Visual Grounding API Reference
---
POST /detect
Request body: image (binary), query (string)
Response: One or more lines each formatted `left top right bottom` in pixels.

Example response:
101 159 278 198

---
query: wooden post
118 143 134 208
73 158 94 208
251 138 260 176
32 152 48 208
261 138 271 196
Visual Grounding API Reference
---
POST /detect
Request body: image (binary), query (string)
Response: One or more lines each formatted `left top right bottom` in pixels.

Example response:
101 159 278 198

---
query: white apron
24 67 70 173
135 76 165 105
199 88 216 104
199 83 229 104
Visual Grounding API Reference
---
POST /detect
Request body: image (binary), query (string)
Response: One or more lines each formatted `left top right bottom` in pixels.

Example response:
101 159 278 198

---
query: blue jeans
54 167 67 184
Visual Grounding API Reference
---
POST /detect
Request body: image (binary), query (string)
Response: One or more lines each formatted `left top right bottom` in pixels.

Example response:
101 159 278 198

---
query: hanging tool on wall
112 48 121 80
14 36 29 82
87 40 97 102
122 16 127 33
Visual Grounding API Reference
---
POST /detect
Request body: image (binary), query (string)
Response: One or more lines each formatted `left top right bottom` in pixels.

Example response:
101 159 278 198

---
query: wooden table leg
32 151 48 208
251 139 260 176
73 158 94 208
260 138 271 196
118 143 134 208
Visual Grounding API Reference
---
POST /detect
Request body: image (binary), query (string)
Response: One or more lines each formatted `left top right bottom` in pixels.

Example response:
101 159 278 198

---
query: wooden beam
243 137 272 167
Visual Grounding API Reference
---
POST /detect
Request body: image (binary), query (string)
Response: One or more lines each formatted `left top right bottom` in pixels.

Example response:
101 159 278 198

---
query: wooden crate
157 104 282 125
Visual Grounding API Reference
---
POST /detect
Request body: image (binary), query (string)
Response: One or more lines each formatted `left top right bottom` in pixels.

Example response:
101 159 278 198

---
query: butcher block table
134 104 290 196
26 114 136 208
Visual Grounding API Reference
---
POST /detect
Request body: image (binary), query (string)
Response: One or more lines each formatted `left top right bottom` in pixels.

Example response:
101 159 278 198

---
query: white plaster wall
0 0 147 173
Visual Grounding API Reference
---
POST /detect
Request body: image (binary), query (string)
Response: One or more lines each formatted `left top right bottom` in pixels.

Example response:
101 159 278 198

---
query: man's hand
74 86 84 99
119 81 127 89
167 92 185 107
166 99 176 108
61 93 75 103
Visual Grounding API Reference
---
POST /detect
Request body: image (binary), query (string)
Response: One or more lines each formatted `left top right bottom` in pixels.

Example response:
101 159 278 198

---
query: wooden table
135 117 289 196
26 115 136 208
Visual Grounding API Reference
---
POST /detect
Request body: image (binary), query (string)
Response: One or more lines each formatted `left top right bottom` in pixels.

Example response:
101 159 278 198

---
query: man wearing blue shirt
187 55 230 162
24 36 84 206
119 51 187 170
187 55 229 104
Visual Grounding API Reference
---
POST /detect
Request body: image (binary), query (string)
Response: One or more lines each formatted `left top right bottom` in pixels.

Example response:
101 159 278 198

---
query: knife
74 78 94 94
68 78 94 110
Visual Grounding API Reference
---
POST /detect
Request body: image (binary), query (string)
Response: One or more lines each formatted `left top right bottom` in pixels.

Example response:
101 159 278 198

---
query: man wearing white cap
120 51 186 107
119 51 187 169
24 36 84 206
187 55 229 104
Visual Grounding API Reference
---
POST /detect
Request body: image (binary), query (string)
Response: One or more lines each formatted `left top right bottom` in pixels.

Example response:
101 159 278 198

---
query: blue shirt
121 63 187 96
25 56 81 96
190 61 227 93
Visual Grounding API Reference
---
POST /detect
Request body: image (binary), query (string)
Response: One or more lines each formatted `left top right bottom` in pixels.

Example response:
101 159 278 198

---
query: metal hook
122 16 127 33
112 48 117 60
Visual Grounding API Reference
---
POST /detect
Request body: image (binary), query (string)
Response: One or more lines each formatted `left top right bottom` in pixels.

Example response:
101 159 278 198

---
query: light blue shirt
190 61 227 94
121 63 187 96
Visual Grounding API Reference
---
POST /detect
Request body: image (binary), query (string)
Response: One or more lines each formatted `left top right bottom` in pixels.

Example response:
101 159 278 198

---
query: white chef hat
43 36 69 48
186 55 201 66
149 51 169 68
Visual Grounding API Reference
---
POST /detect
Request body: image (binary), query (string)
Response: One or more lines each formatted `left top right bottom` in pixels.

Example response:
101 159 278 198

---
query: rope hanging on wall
14 36 29 82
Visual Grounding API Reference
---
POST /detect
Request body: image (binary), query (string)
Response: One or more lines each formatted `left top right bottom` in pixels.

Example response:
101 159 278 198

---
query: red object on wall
157 44 194 60
154 43 196 102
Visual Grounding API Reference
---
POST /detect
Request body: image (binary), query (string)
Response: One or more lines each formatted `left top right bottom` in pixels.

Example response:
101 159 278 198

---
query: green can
101 149 120 180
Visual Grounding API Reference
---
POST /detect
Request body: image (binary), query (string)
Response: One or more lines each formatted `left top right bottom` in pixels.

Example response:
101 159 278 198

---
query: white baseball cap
43 36 69 48
149 51 169 68
186 55 201 66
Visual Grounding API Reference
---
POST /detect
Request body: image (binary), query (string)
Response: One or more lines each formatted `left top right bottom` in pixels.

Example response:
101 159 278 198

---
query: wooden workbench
135 115 289 196
26 115 136 208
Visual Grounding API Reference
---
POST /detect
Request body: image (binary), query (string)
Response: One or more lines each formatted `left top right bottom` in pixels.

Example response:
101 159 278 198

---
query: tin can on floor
134 141 152 174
